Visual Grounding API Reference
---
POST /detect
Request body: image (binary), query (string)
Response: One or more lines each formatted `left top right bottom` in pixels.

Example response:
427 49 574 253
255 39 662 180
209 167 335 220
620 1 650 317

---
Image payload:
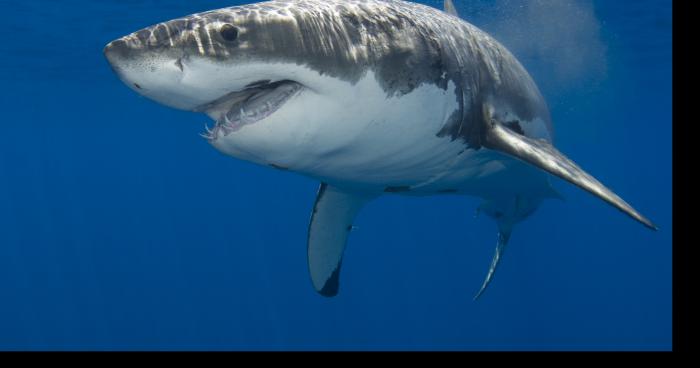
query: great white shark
104 0 657 298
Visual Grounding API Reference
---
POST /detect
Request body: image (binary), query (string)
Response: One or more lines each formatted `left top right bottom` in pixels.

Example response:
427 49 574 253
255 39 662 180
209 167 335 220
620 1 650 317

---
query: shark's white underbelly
209 68 547 197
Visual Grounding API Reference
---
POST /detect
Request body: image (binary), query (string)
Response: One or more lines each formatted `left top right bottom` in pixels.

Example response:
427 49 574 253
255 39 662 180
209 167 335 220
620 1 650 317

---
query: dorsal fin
444 0 459 17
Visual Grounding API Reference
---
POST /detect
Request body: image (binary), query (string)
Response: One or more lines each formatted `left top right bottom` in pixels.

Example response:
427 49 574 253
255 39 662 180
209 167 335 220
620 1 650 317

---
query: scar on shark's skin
105 0 657 299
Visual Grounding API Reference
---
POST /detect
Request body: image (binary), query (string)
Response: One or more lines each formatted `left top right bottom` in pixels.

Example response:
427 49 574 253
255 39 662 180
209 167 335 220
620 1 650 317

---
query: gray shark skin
105 0 656 298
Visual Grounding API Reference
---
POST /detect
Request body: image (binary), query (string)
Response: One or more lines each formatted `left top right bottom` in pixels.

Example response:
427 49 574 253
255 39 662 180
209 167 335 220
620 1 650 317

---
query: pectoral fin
308 184 375 297
483 116 657 230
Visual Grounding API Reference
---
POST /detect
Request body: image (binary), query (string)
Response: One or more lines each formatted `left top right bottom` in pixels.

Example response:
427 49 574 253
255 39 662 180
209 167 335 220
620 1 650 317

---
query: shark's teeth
201 121 228 141
200 123 216 140
205 81 304 140
221 114 240 136
240 107 256 125
220 123 235 136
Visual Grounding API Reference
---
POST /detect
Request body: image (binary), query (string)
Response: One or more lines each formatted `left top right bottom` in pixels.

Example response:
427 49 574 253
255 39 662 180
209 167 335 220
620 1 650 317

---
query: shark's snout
104 39 130 82
104 38 148 94
104 34 154 65
103 33 205 110
104 39 127 58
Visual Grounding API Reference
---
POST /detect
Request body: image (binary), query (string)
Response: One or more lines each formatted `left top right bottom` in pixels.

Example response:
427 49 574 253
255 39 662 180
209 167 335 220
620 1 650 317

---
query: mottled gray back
118 0 552 147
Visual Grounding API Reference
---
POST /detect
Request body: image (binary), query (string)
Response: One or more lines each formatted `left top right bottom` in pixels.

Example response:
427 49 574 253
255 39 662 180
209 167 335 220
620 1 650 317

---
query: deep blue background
0 0 672 350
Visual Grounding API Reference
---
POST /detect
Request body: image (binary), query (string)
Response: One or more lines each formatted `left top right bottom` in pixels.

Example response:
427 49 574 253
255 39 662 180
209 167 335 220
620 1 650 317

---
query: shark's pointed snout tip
103 39 128 62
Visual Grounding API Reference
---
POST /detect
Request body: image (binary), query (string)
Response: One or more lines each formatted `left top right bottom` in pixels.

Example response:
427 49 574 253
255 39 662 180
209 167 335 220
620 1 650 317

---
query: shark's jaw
197 80 305 141
103 42 313 141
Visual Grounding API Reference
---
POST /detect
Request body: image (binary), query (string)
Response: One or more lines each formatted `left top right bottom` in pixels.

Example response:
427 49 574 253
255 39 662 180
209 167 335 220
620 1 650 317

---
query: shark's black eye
220 24 239 42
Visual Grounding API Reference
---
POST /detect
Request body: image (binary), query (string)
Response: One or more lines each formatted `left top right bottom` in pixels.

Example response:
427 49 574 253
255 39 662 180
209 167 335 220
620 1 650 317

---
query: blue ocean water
0 0 672 351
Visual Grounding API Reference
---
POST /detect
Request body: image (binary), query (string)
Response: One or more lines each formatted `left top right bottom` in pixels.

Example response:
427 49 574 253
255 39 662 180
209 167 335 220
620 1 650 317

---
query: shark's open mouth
202 80 303 140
